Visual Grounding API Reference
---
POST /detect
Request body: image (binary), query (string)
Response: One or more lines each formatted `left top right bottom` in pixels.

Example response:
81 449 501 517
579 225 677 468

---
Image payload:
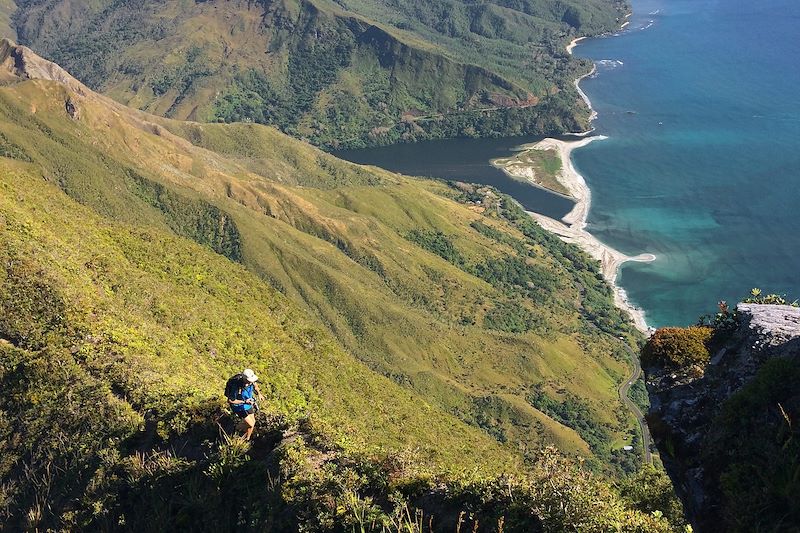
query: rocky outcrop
646 303 800 531
0 38 88 94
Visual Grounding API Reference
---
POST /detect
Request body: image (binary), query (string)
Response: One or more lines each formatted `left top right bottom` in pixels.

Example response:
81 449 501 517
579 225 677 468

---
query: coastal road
618 342 653 464
573 281 653 464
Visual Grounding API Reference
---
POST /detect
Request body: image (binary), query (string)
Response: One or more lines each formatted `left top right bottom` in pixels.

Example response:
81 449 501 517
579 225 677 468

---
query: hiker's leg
243 413 256 441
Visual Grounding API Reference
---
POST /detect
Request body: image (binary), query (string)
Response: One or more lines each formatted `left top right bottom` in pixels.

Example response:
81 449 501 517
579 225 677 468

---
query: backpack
225 373 246 401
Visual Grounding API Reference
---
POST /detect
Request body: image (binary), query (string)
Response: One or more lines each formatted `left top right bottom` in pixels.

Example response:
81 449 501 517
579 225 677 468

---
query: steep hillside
0 148 507 528
9 0 627 147
0 39 646 475
0 137 684 531
0 41 687 532
644 301 800 532
0 0 13 40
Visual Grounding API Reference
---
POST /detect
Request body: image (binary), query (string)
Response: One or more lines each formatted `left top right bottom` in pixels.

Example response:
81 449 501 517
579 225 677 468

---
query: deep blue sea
573 0 800 326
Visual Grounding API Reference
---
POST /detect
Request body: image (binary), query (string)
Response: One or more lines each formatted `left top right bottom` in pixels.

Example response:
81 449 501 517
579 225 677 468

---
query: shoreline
498 137 654 332
496 135 656 333
534 22 655 332
574 65 598 124
566 36 586 55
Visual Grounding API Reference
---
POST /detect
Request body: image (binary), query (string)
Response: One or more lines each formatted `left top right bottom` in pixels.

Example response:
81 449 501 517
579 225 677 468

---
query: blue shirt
233 383 255 413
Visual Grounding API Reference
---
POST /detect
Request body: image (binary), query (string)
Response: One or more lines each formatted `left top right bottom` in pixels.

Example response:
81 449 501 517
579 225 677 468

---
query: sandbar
497 136 655 332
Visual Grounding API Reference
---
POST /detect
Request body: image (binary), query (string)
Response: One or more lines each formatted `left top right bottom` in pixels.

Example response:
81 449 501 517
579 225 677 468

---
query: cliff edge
646 303 800 532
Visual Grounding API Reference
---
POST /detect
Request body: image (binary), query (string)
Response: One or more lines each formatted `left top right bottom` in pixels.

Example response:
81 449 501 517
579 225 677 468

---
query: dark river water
333 136 576 220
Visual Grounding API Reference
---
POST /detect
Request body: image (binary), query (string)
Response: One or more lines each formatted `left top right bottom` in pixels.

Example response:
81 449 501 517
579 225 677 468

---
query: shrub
641 327 713 368
741 287 798 306
405 229 465 266
618 464 686 530
483 300 541 333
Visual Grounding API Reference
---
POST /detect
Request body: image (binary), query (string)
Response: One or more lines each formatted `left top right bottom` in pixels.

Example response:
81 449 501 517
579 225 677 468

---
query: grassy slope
0 48 641 471
0 49 686 532
0 0 13 40
11 0 626 147
0 159 511 467
0 153 679 533
1 159 546 529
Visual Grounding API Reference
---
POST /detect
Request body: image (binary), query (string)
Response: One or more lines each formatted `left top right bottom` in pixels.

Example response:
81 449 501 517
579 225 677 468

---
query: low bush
741 287 798 306
641 327 713 368
704 357 800 531
618 464 686 531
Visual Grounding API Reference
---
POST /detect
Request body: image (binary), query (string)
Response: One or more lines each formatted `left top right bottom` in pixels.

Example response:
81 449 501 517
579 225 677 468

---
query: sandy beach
566 37 586 55
497 135 655 332
506 27 656 332
573 65 598 125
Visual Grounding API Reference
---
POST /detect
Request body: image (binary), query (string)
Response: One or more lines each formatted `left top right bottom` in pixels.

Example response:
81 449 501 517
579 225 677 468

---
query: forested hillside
9 0 627 147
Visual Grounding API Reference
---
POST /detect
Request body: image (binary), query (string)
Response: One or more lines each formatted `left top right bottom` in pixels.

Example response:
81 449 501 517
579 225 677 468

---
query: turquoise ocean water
574 0 800 326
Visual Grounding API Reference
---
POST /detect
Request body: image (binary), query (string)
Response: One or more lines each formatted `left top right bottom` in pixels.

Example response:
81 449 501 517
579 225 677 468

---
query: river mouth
332 135 577 221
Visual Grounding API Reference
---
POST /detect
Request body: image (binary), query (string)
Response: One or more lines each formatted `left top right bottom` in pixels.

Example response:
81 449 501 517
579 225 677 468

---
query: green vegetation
493 147 568 196
124 169 243 262
405 229 466 267
700 290 800 333
741 287 799 306
628 376 650 413
527 384 611 459
0 131 31 161
214 32 354 131
483 300 542 334
0 50 684 530
618 465 687 531
495 192 633 336
0 163 517 529
0 64 643 471
12 0 627 147
641 327 713 369
704 356 800 532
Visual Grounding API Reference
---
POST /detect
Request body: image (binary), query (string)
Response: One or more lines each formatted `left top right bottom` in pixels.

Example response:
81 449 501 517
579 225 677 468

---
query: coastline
573 65 598 124
566 36 586 55
531 23 655 332
498 137 654 332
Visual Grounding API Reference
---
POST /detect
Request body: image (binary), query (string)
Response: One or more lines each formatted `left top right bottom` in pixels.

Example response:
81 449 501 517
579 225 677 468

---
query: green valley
0 40 683 530
9 0 627 148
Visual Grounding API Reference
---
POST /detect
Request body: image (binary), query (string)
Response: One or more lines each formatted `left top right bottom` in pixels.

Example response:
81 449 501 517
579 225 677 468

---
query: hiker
225 368 264 441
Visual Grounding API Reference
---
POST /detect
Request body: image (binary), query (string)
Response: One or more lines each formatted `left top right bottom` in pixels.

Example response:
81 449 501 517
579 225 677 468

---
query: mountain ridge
8 0 627 147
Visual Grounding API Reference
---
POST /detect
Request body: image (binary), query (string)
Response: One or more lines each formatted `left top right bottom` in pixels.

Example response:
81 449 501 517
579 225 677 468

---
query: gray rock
737 303 800 346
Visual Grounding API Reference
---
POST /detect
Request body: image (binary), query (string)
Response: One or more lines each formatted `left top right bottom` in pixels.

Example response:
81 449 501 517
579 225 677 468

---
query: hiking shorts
233 408 254 419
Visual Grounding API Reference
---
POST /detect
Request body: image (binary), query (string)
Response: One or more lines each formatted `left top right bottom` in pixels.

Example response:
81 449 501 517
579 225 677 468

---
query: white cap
243 368 258 383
